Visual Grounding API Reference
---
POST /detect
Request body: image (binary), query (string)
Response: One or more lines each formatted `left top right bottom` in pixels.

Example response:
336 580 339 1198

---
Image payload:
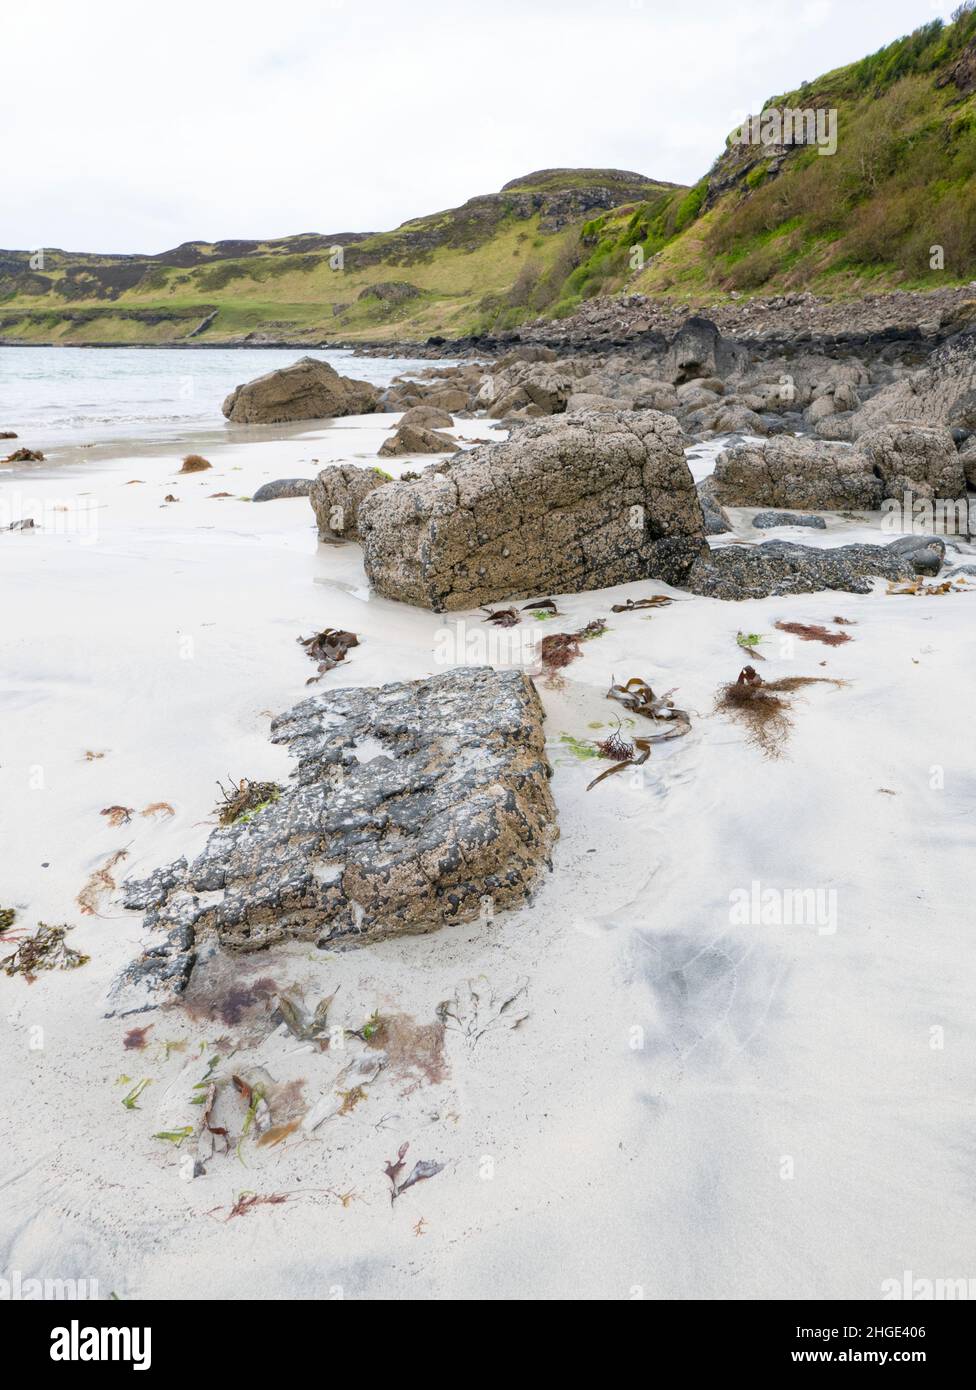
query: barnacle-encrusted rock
107 668 557 1013
687 539 915 600
357 410 707 611
712 436 882 511
855 424 966 502
309 463 388 539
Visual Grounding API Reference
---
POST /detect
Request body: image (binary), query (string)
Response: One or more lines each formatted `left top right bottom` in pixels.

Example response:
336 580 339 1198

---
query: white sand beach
2 371 975 1302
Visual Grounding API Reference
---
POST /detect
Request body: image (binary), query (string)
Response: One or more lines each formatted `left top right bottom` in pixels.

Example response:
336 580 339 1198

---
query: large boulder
110 668 557 1013
222 356 379 423
712 437 882 511
664 317 745 384
687 539 916 600
309 463 388 540
357 411 707 611
855 424 967 502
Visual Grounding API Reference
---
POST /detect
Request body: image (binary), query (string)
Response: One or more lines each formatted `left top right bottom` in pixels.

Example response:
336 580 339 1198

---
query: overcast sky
3 0 958 254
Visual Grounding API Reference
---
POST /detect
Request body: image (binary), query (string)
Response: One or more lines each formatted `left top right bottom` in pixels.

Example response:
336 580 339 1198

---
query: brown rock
358 411 706 611
222 356 379 424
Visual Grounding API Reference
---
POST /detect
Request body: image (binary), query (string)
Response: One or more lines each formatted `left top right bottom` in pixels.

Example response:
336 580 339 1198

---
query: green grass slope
572 5 976 306
0 170 680 345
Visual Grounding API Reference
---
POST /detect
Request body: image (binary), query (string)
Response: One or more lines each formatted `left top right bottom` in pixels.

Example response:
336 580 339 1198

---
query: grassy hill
571 5 976 307
0 169 679 346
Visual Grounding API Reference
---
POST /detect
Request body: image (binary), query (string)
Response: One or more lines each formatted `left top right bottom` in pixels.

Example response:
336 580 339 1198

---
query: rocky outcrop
309 463 388 539
687 539 916 600
664 317 746 384
851 333 976 437
855 424 967 501
712 437 882 511
476 362 574 419
378 423 456 457
109 668 557 1014
222 356 379 423
357 411 706 611
357 281 420 304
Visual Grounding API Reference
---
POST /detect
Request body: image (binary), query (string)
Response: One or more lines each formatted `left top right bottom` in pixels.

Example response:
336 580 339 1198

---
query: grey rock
856 425 966 502
665 316 745 384
713 436 882 511
851 333 976 437
109 668 558 1010
697 476 733 535
251 478 313 502
687 539 915 600
887 533 947 576
753 510 827 530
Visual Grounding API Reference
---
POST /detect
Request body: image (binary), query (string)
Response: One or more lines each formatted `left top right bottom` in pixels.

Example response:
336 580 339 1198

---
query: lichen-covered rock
222 356 379 424
687 539 915 600
855 425 966 501
358 411 706 611
712 436 882 511
108 668 557 1014
309 463 388 540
